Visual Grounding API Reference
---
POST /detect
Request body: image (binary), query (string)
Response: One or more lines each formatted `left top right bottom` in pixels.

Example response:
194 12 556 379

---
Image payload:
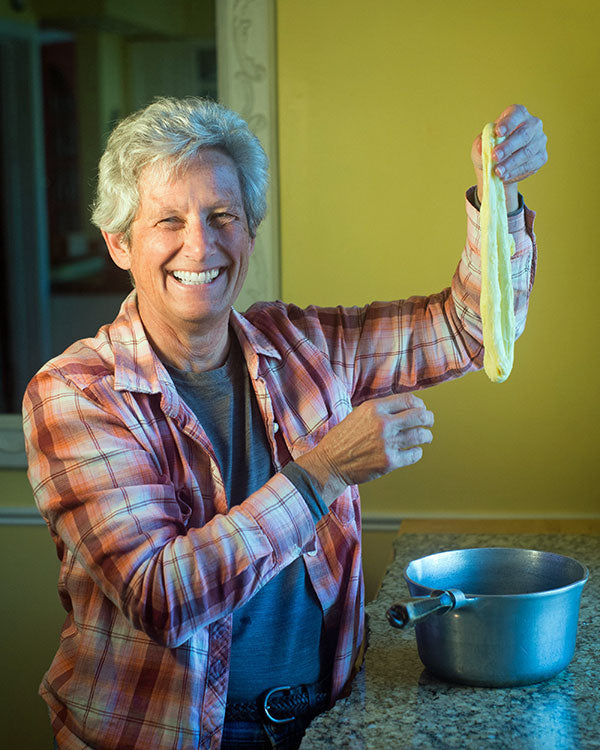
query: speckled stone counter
303 533 599 749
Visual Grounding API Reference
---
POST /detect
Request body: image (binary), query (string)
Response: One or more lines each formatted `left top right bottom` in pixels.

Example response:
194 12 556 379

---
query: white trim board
0 414 27 468
0 508 400 529
4 509 597 530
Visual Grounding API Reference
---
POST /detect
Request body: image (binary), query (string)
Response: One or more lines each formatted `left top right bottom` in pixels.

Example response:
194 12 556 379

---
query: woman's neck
142 316 231 373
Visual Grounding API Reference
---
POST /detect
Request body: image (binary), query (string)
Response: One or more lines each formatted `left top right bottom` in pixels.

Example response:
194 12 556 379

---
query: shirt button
273 422 279 433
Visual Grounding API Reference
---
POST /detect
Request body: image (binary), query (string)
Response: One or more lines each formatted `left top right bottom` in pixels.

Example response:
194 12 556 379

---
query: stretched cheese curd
479 121 516 383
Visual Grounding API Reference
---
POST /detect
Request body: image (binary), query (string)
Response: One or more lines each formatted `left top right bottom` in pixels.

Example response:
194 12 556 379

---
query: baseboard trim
0 506 44 525
362 515 403 532
2 508 405 530
2 507 598 529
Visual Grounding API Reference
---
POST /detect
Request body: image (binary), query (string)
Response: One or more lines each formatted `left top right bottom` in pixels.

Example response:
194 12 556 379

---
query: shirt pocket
286 386 352 456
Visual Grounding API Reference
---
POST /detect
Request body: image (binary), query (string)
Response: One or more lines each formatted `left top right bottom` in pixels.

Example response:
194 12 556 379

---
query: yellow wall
277 0 600 518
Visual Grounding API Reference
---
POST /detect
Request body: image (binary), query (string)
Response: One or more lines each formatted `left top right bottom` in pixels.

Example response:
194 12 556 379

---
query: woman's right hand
295 392 434 506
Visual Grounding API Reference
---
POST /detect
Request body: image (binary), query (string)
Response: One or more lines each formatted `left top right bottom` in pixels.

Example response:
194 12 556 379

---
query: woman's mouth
171 268 221 285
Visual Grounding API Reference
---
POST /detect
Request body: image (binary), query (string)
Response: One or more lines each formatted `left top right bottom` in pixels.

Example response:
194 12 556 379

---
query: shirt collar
230 307 281 357
110 292 282 398
111 290 171 397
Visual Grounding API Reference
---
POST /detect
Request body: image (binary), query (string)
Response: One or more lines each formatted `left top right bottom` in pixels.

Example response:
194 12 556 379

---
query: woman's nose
183 218 213 258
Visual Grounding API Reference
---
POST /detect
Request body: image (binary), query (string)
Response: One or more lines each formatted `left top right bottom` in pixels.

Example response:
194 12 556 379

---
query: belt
225 676 330 725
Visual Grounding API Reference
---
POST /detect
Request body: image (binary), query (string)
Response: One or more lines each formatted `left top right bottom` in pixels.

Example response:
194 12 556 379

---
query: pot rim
403 547 589 599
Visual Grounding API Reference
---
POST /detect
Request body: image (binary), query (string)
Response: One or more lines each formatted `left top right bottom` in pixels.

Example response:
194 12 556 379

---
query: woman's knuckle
523 145 535 161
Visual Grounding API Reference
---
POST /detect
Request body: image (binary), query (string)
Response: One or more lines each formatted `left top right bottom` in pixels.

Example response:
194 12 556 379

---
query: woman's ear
102 230 132 270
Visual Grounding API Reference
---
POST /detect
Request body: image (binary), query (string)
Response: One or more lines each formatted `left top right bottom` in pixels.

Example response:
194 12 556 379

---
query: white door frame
217 0 280 312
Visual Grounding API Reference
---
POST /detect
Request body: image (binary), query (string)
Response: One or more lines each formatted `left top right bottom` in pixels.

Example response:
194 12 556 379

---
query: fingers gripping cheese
480 122 516 383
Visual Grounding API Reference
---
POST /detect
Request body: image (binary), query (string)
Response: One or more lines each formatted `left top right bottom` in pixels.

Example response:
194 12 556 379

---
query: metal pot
386 548 588 687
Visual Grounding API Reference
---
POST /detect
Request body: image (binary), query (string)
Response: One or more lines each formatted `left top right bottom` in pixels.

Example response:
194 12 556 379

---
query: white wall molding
2 508 598 528
0 414 27 468
0 506 42 525
0 509 399 529
0 508 398 529
216 0 280 311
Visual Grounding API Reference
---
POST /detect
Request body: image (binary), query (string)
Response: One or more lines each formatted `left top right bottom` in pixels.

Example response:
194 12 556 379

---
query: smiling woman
90 97 269 374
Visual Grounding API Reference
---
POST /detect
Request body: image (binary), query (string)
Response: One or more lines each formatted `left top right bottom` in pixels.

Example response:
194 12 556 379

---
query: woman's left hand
471 104 548 209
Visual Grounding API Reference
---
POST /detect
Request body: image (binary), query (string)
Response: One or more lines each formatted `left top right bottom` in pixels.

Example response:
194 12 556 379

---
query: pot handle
386 588 468 629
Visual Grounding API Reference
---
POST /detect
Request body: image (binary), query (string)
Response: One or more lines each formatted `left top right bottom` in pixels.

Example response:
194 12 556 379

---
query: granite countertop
303 532 599 749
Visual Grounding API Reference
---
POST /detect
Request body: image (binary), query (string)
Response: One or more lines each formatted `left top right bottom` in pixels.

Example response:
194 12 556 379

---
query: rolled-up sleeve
23 367 316 648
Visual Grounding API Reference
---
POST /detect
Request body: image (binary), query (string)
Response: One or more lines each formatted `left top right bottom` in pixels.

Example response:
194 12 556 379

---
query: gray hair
91 97 269 239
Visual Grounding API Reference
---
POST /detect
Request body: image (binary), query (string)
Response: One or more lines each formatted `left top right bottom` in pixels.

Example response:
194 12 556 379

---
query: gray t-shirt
166 335 330 701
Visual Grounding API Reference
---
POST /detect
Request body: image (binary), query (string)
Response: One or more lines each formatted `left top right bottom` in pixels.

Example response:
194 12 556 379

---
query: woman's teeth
172 269 220 285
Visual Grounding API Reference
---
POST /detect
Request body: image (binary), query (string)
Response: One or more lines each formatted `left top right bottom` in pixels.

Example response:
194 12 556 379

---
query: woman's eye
212 212 236 226
159 216 182 226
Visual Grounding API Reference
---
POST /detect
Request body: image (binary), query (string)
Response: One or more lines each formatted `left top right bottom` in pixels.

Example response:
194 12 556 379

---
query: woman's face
105 149 255 343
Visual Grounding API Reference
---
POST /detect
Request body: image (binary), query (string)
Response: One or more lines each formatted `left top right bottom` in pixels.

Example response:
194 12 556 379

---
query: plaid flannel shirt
23 195 536 749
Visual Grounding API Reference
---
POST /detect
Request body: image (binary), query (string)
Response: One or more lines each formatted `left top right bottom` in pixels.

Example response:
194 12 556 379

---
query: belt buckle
262 685 295 724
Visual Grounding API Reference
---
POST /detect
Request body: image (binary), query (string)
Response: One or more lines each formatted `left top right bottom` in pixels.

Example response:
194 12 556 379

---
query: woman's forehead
138 150 243 206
